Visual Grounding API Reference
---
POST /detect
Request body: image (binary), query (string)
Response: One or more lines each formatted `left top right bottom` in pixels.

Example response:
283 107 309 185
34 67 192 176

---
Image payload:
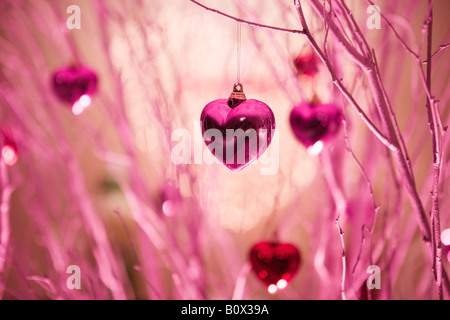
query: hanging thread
228 22 246 108
237 21 241 83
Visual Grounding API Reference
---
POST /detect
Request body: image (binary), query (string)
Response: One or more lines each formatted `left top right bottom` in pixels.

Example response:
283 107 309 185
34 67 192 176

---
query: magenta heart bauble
289 102 342 148
249 241 301 292
52 66 98 108
201 96 275 172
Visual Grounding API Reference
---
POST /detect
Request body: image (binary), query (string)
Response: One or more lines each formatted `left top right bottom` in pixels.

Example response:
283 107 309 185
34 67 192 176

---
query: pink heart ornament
289 102 342 155
200 91 275 172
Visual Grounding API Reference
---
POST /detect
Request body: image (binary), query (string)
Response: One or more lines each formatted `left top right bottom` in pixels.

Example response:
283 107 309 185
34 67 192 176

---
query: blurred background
0 0 449 299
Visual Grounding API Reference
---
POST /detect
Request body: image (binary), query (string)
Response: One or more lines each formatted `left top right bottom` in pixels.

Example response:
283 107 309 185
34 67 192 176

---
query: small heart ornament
52 65 98 114
289 102 342 152
200 83 275 172
293 51 319 77
249 241 301 292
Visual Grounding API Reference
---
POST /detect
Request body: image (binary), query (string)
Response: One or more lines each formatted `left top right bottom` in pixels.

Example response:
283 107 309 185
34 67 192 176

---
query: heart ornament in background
249 241 301 294
200 83 275 172
289 102 342 155
293 51 319 77
52 65 98 115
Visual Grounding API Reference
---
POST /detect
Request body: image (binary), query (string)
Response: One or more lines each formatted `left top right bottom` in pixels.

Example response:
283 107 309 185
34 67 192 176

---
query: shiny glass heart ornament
249 241 301 293
200 84 275 172
289 102 342 153
52 66 98 114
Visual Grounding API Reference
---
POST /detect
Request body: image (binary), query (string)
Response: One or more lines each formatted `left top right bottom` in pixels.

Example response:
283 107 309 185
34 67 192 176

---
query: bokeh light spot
276 279 288 290
162 200 175 217
79 94 92 108
72 95 92 115
307 140 324 156
441 228 450 246
2 145 18 166
267 284 278 294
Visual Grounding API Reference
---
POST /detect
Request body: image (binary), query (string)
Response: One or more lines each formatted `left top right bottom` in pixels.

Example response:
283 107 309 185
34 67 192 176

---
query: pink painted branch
333 1 367 58
0 162 14 298
231 263 251 300
336 0 372 60
424 2 443 299
372 51 414 181
320 151 348 300
335 218 347 300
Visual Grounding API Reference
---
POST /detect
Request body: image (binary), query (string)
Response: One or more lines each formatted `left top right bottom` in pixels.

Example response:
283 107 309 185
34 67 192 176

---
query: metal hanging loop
228 82 247 108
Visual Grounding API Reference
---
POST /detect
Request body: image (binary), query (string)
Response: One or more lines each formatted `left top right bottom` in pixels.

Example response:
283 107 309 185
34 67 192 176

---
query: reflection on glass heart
289 102 342 154
1 128 18 166
249 241 301 294
52 66 98 114
200 98 275 172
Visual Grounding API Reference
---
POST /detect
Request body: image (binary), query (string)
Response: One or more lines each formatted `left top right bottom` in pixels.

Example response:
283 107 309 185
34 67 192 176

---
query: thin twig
430 43 450 59
0 162 14 298
189 0 305 35
335 218 347 300
320 150 347 300
231 263 251 300
423 1 443 300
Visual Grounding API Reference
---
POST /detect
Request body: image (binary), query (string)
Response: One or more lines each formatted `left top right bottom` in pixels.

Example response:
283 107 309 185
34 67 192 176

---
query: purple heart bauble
201 98 275 172
289 102 342 149
52 66 98 107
